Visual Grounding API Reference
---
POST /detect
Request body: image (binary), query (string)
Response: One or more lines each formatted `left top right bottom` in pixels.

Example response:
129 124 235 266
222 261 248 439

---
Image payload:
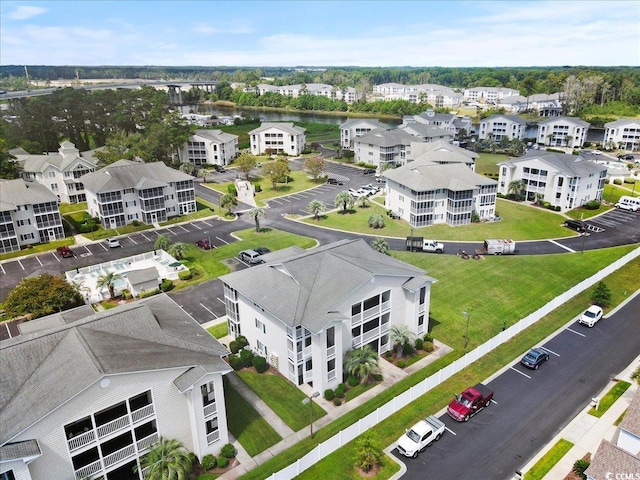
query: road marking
490 398 498 405
177 225 189 232
200 303 218 318
216 236 229 245
128 236 138 244
17 259 25 270
80 252 93 258
444 426 456 436
141 233 152 241
192 223 203 230
548 239 575 253
165 228 177 236
4 322 11 339
566 327 586 337
510 366 531 379
540 346 560 357
201 220 213 227
0 264 5 274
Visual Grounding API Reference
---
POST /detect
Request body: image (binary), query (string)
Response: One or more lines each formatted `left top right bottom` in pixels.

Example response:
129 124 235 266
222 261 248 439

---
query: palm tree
335 191 355 213
508 179 526 199
220 193 237 215
168 242 188 260
96 271 124 300
155 234 171 251
71 280 90 301
306 200 326 220
248 207 266 233
370 237 390 255
179 162 195 175
390 325 416 359
345 346 379 384
135 437 193 480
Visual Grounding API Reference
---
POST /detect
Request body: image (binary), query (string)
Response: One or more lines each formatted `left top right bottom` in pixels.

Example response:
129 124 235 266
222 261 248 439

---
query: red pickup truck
447 383 494 422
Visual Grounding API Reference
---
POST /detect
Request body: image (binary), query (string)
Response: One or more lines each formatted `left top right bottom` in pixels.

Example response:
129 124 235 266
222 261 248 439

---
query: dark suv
363 168 376 175
564 219 586 232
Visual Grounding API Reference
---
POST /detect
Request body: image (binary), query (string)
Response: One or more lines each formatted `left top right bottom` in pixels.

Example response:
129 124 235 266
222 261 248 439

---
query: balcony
136 432 159 451
206 430 220 445
74 459 102 480
203 402 217 418
131 404 154 424
103 444 135 468
68 429 97 452
97 414 130 439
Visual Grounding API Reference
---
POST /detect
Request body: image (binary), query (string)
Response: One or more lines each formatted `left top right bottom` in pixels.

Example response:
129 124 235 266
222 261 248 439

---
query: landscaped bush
217 455 229 468
324 389 335 401
221 443 237 458
335 386 345 398
240 348 254 368
423 341 434 353
368 214 385 228
122 289 132 300
403 342 415 356
254 183 262 192
397 360 406 368
131 219 140 226
613 179 622 185
584 200 601 210
228 184 237 195
423 333 433 343
160 279 174 292
415 338 424 350
201 453 217 470
252 355 268 373
347 375 359 387
229 340 242 354
178 270 192 281
373 373 383 382
228 355 243 371
139 289 160 298
333 397 342 406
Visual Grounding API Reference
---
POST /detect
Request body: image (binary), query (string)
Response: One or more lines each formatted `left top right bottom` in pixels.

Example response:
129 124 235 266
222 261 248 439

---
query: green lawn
237 371 326 432
224 377 282 457
588 380 632 418
475 152 510 176
206 323 229 339
524 439 574 480
301 198 574 241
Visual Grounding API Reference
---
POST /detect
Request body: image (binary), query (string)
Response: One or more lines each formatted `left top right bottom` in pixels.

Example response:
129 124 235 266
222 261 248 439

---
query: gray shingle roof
604 118 640 128
0 440 41 462
509 151 608 177
194 129 238 143
249 122 306 135
220 239 434 334
619 389 640 437
399 124 451 139
483 114 527 124
538 116 590 128
584 440 640 480
0 294 230 444
339 118 391 130
385 160 496 192
0 179 59 211
355 128 418 147
80 161 193 194
414 139 479 160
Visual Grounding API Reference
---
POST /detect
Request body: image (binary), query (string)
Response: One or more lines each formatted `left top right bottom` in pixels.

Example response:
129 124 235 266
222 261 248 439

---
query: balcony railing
75 459 102 480
131 404 154 424
103 444 135 468
206 430 220 445
203 402 217 418
68 429 97 452
136 432 159 451
96 414 130 439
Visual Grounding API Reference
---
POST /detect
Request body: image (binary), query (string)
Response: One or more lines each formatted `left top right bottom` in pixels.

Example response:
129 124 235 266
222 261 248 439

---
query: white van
615 195 640 212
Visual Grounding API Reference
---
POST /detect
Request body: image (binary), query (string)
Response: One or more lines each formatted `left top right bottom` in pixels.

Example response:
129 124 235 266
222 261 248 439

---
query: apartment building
249 122 306 156
603 118 640 151
536 117 590 148
478 114 527 141
353 129 420 168
339 119 392 149
179 129 239 168
463 87 520 103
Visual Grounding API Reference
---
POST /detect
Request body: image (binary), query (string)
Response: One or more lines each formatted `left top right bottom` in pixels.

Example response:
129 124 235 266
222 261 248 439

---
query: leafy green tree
93 130 141 165
390 325 416 359
354 433 383 473
168 242 188 260
306 200 326 220
590 281 612 307
248 207 266 232
155 234 171 251
0 138 21 179
262 158 290 191
220 193 237 214
4 274 83 319
135 437 193 480
370 237 390 255
179 162 195 175
305 155 325 182
508 179 526 199
335 191 355 213
97 271 124 300
345 346 380 384
235 153 257 180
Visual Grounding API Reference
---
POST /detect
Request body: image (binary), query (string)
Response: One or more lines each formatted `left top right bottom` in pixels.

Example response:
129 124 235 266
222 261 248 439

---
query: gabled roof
414 139 479 160
249 122 306 135
538 116 590 128
0 179 59 211
584 440 640 480
339 118 391 130
384 160 495 192
354 128 418 147
220 239 434 334
399 123 452 140
604 118 640 128
0 294 230 444
502 151 607 177
80 161 192 194
482 114 527 124
619 389 640 437
193 129 238 143
15 142 99 174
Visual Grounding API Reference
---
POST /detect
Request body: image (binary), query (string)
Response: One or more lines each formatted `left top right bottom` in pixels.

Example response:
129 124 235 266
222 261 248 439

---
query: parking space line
98 242 108 251
548 239 575 253
215 236 229 245
540 346 560 357
192 223 203 230
201 220 213 227
51 252 60 263
141 233 152 241
510 366 531 379
216 296 225 304
177 225 189 233
200 303 218 319
444 426 456 436
490 398 498 405
0 264 5 274
4 322 11 339
566 327 586 337
17 259 25 270
165 228 177 235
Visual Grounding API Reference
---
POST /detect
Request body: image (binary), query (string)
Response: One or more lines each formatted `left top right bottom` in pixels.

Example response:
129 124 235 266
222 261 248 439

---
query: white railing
327 345 336 358
206 430 220 445
268 247 640 480
68 429 96 451
103 444 135 468
137 432 159 451
75 459 102 480
131 404 154 423
203 402 217 418
96 414 130 439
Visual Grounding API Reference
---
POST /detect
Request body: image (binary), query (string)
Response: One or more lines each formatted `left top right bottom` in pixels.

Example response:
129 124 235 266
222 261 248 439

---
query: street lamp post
302 391 320 438
462 311 470 348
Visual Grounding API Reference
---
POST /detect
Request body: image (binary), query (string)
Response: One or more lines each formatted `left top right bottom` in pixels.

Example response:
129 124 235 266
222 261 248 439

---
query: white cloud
7 5 47 20
192 22 253 35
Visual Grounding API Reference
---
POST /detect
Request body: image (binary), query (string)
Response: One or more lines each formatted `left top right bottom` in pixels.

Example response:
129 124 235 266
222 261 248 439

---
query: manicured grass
524 439 574 480
588 380 632 418
58 201 88 214
301 198 574 241
206 322 228 339
299 447 401 480
344 380 379 402
239 251 640 480
237 371 326 432
0 237 74 261
224 377 282 456
475 152 510 176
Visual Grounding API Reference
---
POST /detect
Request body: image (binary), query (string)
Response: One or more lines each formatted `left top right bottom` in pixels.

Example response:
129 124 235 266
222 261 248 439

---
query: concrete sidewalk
516 354 639 480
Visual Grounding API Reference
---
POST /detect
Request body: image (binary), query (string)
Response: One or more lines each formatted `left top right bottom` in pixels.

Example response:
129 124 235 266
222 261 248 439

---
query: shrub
252 355 268 373
227 184 237 195
160 279 174 292
324 389 335 401
423 341 434 353
240 348 254 368
347 375 359 387
414 338 424 350
333 397 342 406
397 360 406 368
584 200 601 210
139 289 160 298
229 340 241 354
228 355 243 371
335 387 345 398
254 183 262 192
237 336 249 349
178 270 192 281
122 289 132 300
217 455 229 468
423 333 433 343
221 443 237 458
368 214 385 228
613 179 622 185
624 177 636 184
131 219 140 226
573 459 590 480
373 373 383 382
555 205 562 211
403 342 415 356
201 454 217 470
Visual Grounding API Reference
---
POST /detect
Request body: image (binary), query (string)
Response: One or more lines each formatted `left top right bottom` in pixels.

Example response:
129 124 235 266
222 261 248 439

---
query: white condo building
179 130 239 168
249 122 306 156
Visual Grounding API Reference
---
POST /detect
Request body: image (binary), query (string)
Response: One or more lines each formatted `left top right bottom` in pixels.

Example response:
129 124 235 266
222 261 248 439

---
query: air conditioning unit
269 352 279 370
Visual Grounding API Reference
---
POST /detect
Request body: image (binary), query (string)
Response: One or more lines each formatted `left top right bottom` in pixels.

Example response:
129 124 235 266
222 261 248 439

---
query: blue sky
1 1 639 67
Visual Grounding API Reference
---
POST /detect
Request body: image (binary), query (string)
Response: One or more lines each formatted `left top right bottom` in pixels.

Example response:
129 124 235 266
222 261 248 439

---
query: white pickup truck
397 415 445 458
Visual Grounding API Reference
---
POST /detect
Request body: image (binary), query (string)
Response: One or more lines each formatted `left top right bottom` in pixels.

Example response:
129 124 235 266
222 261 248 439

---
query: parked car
239 249 264 265
396 415 445 458
349 188 367 198
447 383 494 422
520 348 549 370
578 305 604 327
196 239 212 250
327 178 343 185
564 219 586 232
254 247 271 255
213 164 226 173
363 168 376 175
362 184 379 194
105 238 122 248
56 246 75 258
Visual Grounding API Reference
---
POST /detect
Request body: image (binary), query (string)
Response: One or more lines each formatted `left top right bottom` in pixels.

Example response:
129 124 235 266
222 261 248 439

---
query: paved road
392 294 640 480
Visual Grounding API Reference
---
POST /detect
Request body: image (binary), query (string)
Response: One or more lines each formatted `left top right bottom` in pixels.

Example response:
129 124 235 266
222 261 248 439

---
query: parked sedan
520 348 549 370
105 238 122 248
56 246 75 258
564 219 586 232
196 239 212 250
578 305 604 327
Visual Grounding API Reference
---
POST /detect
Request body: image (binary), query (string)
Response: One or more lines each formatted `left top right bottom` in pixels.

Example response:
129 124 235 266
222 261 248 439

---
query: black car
363 168 376 175
520 348 549 370
213 164 226 173
327 178 343 185
254 247 271 255
564 219 586 232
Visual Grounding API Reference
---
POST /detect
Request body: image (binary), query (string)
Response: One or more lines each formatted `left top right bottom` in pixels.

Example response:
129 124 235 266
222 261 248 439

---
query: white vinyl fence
269 246 640 480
